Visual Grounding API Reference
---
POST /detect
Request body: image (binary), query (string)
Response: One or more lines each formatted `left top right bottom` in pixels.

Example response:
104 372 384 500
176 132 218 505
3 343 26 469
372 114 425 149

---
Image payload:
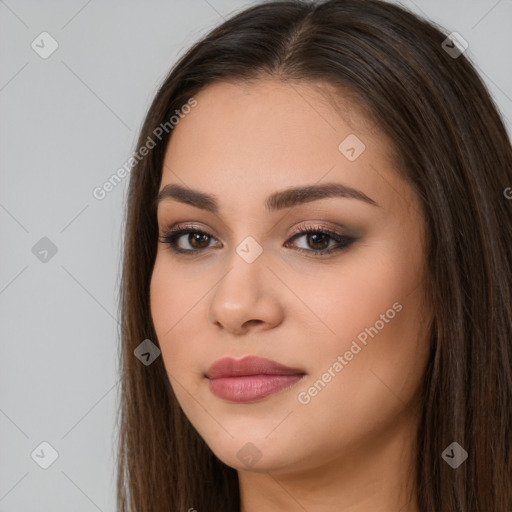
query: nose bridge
216 235 267 302
207 236 283 332
218 206 270 270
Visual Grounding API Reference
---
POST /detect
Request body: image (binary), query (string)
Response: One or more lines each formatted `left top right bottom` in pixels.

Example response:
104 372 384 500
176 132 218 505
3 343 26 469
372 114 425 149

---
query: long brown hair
115 1 512 510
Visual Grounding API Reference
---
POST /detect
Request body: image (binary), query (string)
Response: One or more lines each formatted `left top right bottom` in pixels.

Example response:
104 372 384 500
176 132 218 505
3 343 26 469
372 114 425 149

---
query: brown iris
188 232 210 249
306 232 330 251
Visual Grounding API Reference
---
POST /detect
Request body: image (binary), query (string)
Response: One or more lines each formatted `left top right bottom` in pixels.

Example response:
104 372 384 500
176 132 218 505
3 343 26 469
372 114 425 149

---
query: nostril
242 319 263 328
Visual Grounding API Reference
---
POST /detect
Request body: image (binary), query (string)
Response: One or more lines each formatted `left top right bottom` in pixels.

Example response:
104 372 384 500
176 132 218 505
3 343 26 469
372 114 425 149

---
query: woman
116 1 512 510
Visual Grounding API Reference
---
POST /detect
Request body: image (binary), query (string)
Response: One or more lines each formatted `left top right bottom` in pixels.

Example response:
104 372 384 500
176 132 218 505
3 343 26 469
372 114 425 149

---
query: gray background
1 0 511 510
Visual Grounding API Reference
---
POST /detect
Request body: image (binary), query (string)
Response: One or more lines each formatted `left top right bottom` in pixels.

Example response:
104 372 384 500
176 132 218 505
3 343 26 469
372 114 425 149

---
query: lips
206 355 306 403
206 355 305 379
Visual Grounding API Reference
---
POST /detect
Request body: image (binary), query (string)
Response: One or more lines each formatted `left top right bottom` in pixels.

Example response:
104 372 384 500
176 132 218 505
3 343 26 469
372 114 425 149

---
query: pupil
308 233 328 250
190 233 209 248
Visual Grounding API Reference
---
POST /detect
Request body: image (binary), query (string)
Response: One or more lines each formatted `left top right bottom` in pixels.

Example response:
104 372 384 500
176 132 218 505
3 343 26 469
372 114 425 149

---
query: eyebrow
154 182 379 213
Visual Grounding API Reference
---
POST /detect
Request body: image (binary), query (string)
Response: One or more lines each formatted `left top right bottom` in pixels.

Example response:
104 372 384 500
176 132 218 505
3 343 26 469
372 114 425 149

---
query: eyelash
158 222 356 257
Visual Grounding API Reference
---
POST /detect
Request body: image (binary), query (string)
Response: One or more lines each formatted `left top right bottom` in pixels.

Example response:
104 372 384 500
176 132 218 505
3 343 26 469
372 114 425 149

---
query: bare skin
150 78 433 512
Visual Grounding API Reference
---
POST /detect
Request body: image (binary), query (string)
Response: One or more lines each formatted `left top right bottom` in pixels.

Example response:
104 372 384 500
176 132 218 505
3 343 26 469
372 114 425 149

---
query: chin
198 429 308 474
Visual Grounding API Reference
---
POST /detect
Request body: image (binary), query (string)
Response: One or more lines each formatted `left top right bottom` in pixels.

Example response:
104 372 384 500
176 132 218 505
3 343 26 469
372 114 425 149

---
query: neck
238 408 420 512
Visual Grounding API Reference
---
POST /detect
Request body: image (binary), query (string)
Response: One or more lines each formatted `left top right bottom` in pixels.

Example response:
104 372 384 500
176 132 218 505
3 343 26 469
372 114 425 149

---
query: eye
158 224 218 254
285 223 356 255
158 222 356 257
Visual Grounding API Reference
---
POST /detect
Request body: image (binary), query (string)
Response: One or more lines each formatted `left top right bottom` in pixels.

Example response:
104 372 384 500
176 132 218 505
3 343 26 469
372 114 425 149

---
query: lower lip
208 374 304 403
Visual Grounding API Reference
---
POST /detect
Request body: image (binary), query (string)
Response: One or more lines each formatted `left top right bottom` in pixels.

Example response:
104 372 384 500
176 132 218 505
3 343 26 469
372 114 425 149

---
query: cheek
309 228 426 349
149 259 203 377
299 242 430 419
150 254 205 332
150 261 174 340
291 285 429 463
318 239 426 344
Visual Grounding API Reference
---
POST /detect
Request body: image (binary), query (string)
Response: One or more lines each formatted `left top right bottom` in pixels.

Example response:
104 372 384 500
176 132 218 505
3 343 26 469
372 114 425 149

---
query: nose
206 253 284 336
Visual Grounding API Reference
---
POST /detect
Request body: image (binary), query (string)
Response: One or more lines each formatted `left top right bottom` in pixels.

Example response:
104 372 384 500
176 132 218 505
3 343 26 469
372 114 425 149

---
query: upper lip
206 355 306 379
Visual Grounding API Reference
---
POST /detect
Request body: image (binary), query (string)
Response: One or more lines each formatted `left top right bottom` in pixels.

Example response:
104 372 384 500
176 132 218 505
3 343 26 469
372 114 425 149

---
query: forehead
165 78 380 164
160 79 411 216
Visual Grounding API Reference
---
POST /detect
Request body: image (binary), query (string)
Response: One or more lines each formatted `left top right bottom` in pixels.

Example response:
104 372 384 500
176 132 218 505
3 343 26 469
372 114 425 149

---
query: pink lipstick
206 355 306 403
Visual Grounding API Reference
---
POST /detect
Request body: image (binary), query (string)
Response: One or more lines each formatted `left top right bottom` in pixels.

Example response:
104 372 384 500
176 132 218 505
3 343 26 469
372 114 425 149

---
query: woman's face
150 79 432 475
